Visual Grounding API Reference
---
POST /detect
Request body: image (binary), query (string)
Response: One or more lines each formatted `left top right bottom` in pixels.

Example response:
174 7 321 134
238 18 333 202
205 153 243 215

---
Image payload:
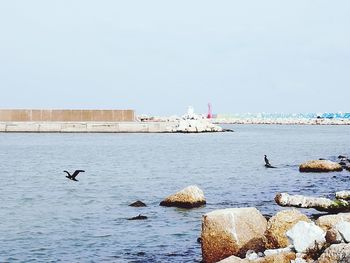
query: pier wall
0 109 135 122
0 121 177 133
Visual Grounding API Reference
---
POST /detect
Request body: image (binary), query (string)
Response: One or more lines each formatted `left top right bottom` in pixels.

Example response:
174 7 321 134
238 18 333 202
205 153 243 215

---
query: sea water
1 125 350 262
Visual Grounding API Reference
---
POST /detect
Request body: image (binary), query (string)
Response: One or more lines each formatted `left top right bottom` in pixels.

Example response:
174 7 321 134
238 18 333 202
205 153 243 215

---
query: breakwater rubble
212 117 350 125
201 191 350 263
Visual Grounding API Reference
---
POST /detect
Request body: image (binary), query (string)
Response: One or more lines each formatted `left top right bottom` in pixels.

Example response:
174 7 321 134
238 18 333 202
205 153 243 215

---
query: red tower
207 103 213 119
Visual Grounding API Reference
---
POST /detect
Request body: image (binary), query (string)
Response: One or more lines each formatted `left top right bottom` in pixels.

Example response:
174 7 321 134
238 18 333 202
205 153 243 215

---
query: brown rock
316 213 350 231
265 209 311 249
159 185 206 208
318 243 350 262
325 228 343 244
299 160 343 172
201 207 267 263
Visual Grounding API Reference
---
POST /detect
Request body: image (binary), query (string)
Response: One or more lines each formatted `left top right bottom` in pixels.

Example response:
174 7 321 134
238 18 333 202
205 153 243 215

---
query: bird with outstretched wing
64 170 85 181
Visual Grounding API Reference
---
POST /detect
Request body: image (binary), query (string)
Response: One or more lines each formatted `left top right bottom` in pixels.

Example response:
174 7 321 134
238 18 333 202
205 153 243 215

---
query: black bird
264 155 276 168
64 170 85 181
264 155 270 166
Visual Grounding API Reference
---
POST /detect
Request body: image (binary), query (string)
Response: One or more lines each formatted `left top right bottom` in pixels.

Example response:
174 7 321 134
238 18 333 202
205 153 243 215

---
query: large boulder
201 207 267 263
286 221 326 253
299 160 343 172
316 213 350 231
159 185 206 208
265 209 311 249
317 243 350 262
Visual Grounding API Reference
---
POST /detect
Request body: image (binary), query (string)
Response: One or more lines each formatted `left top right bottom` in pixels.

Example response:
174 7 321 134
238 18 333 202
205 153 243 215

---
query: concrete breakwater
0 109 225 133
0 121 177 133
0 120 224 133
0 109 135 122
0 109 226 133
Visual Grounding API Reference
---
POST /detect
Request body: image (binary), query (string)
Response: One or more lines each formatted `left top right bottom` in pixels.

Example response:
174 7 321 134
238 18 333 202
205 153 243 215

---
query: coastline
1 118 350 133
213 118 350 125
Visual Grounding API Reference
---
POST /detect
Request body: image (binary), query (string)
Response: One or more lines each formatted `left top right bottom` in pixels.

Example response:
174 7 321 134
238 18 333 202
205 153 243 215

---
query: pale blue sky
0 1 349 115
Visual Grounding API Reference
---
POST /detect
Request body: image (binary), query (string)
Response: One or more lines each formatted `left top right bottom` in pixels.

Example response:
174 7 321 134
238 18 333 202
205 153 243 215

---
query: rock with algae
275 193 350 213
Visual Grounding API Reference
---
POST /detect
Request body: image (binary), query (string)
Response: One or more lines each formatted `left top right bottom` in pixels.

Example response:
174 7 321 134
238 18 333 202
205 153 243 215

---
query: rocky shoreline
128 157 350 263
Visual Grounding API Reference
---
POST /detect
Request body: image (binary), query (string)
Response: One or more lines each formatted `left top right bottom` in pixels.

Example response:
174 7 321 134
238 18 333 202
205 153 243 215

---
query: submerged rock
299 160 343 172
317 243 350 262
127 214 148 220
265 209 311 249
129 200 147 207
201 207 267 263
286 221 326 253
159 185 206 208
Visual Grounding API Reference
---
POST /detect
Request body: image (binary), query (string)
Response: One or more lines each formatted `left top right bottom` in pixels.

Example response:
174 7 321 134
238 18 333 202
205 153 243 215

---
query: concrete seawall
0 122 177 133
0 109 135 122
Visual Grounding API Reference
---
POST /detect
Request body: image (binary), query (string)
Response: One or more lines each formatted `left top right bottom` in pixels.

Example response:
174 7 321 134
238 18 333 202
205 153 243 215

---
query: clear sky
0 1 349 116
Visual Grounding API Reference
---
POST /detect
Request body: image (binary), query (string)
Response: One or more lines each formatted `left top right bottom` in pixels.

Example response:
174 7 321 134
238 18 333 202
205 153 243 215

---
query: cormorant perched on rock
64 170 85 181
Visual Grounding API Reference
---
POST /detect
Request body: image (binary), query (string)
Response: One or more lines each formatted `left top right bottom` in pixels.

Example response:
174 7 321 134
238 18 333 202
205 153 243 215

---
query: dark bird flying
64 170 85 181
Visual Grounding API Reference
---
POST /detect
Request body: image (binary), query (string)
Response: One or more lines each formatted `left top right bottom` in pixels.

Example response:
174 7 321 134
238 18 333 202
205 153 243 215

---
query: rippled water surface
1 125 350 262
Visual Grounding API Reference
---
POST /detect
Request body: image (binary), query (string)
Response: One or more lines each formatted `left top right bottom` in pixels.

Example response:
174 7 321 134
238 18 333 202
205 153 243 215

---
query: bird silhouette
264 155 270 166
264 155 276 168
64 170 85 181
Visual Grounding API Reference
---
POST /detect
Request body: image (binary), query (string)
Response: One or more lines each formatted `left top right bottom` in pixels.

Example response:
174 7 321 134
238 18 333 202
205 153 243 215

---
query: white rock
173 118 223 133
336 190 350 200
335 221 350 243
217 255 247 263
291 258 308 263
246 251 259 260
159 185 206 208
286 221 326 253
264 246 293 256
